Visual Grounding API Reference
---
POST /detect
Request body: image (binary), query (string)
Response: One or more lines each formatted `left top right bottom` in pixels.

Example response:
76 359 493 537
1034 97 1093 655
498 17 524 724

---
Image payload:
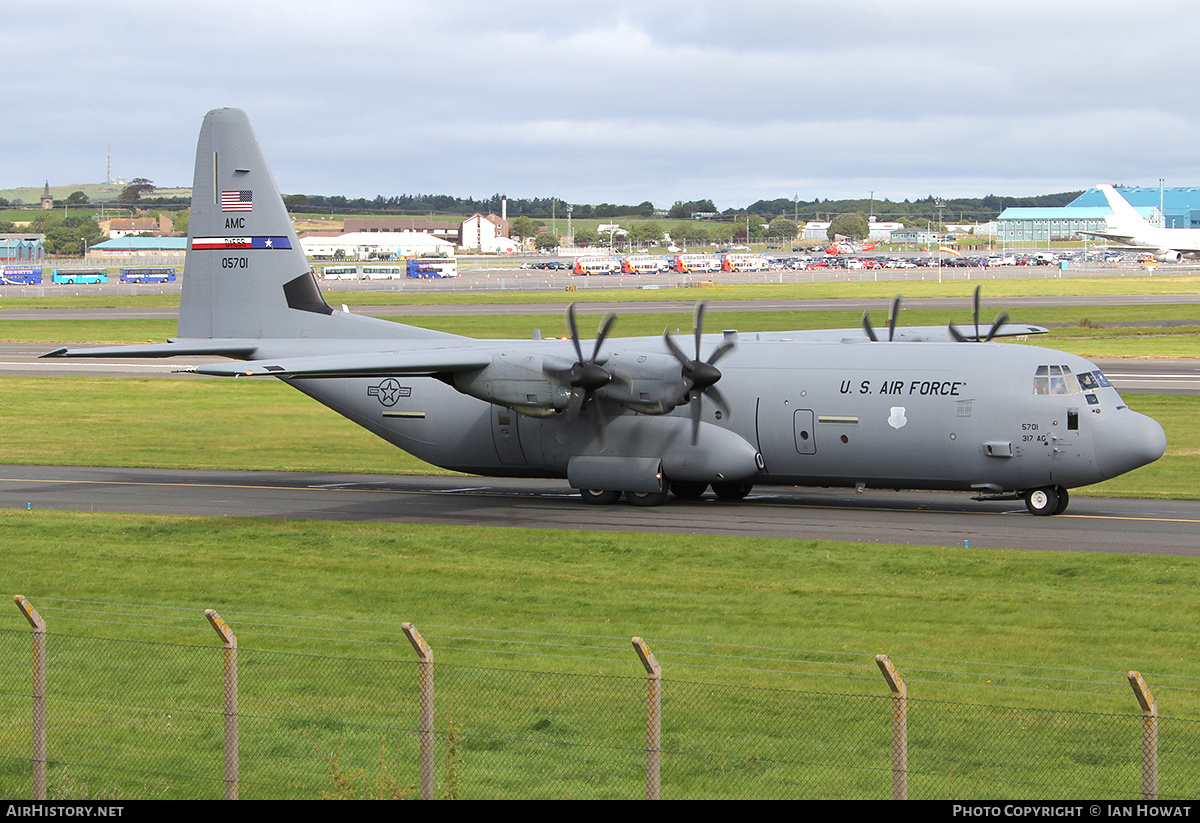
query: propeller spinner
544 303 618 441
663 301 735 444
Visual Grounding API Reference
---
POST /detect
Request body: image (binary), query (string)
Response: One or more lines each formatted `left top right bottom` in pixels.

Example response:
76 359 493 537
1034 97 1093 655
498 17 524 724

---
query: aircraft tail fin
1096 184 1151 232
179 108 448 341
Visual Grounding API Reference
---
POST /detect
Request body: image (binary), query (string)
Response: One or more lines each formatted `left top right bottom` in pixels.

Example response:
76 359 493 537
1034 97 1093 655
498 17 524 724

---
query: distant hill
0 183 191 205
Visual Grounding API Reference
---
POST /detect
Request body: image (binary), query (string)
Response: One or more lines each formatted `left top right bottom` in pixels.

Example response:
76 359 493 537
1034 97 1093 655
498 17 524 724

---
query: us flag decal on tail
221 190 253 212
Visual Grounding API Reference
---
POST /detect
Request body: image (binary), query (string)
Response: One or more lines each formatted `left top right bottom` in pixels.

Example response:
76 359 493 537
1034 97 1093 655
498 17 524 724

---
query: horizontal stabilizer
42 340 260 359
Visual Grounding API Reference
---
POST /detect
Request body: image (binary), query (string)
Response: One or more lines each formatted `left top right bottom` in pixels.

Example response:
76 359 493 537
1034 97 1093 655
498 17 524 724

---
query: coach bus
120 267 176 283
52 268 109 284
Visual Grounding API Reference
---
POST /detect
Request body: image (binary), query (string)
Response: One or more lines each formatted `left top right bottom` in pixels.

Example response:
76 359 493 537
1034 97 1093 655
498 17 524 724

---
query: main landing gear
1024 485 1070 516
579 487 668 506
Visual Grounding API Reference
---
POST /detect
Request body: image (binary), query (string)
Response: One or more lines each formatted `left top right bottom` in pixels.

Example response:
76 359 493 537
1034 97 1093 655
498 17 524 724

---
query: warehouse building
1068 186 1200 229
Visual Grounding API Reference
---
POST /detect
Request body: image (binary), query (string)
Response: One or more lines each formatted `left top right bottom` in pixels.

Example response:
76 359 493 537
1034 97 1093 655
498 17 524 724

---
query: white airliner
1082 185 1200 262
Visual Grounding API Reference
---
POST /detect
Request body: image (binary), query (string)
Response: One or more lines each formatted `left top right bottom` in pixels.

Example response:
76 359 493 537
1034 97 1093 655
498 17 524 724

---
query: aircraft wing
1078 229 1140 245
182 348 494 378
775 324 1048 343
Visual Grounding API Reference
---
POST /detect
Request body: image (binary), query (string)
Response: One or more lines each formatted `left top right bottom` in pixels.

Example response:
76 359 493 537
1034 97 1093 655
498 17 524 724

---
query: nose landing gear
1024 485 1069 516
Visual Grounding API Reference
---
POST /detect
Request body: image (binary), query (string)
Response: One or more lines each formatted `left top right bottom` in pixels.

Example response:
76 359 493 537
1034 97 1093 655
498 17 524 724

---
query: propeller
663 301 736 444
862 295 903 342
543 303 617 442
949 285 1009 342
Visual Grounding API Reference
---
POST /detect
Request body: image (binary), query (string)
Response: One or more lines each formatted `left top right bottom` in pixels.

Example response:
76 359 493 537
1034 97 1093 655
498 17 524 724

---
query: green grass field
2 279 1199 798
5 511 1200 798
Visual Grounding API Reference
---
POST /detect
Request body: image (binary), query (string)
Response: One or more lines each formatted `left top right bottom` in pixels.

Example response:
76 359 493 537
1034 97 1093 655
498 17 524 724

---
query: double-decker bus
721 253 769 272
621 255 668 274
671 254 721 273
572 256 620 275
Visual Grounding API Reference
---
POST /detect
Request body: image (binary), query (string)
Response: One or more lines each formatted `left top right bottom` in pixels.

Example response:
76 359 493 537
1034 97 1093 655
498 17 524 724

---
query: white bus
573 256 621 275
671 254 721 273
621 254 668 274
721 253 769 272
321 265 360 280
361 265 406 280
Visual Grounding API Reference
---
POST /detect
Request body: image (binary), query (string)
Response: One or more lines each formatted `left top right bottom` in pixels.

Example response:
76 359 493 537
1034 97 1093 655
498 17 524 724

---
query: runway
2 464 1198 556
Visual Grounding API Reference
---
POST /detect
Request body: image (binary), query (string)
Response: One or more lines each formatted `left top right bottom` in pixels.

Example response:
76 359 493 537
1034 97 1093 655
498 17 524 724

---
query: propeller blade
862 311 879 342
948 321 970 343
972 285 982 342
565 303 585 363
706 384 731 418
707 336 736 366
591 312 617 362
985 311 1010 342
663 326 690 366
666 378 694 410
888 295 901 342
693 301 707 361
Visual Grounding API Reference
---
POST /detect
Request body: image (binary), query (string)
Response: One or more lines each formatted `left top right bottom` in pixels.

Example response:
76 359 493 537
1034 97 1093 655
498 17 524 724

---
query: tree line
277 191 1082 224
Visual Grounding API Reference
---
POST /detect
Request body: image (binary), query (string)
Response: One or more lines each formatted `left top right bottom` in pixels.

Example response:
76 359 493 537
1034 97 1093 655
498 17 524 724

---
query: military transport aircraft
1081 184 1200 262
44 109 1167 515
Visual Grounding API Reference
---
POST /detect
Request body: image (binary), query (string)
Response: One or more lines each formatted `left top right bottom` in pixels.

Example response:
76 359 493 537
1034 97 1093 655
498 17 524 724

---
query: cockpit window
1034 365 1087 396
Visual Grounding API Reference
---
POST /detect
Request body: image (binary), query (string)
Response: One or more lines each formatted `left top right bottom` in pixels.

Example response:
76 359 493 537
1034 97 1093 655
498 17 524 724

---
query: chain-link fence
4 598 1199 800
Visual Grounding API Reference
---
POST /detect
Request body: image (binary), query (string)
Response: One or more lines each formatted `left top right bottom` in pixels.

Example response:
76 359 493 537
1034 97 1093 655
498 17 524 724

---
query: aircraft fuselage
285 335 1164 498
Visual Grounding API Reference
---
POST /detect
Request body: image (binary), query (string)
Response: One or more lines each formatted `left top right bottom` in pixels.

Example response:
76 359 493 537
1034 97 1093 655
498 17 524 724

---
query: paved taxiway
2 465 1197 556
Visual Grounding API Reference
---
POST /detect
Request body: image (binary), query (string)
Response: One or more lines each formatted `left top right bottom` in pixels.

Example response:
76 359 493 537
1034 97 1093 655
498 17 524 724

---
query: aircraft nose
1095 409 1167 480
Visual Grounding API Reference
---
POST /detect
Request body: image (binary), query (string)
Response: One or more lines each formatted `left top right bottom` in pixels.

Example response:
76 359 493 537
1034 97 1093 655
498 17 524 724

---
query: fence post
632 637 662 800
402 623 435 800
14 596 47 801
1128 671 1158 800
205 609 238 800
876 654 908 800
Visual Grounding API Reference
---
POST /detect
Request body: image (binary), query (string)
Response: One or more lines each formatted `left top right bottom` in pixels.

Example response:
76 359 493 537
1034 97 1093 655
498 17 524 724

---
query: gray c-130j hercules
44 108 1167 515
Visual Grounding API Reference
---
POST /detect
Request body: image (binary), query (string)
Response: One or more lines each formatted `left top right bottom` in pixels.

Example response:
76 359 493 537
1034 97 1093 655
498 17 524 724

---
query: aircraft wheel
625 489 669 507
670 481 708 499
1053 485 1070 515
712 481 753 501
1024 486 1060 516
579 488 620 505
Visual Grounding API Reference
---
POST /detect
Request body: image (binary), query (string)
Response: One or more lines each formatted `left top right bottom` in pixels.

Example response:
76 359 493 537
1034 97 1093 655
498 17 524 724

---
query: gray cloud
8 0 1199 210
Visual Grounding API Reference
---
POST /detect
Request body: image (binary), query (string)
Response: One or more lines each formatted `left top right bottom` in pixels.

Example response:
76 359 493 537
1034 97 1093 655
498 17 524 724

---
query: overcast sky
7 0 1200 211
